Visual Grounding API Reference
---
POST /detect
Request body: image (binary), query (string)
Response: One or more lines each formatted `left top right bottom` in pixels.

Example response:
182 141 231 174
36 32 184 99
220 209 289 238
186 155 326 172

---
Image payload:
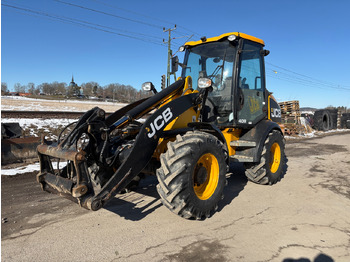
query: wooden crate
279 100 300 114
280 123 300 135
278 100 302 132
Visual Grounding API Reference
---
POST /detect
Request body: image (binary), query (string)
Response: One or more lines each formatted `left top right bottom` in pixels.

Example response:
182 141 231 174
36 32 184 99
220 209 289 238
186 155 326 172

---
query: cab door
236 40 267 126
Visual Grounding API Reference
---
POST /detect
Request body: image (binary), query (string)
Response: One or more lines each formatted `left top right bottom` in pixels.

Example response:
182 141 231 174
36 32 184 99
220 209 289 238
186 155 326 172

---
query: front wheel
156 131 228 219
245 130 285 185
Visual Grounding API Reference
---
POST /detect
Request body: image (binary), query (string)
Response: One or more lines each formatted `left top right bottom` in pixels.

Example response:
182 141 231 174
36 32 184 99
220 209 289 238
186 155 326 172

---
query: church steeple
69 75 81 96
70 75 76 87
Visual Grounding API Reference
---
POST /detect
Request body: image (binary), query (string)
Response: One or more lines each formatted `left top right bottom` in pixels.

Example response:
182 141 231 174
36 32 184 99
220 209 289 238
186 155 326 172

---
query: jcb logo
248 96 260 114
271 108 281 118
147 107 173 138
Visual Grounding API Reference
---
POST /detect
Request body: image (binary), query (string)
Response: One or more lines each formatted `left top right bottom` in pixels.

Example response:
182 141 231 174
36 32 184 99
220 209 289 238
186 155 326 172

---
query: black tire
156 131 228 219
341 113 350 129
346 120 350 129
244 130 285 185
328 109 338 130
313 110 332 131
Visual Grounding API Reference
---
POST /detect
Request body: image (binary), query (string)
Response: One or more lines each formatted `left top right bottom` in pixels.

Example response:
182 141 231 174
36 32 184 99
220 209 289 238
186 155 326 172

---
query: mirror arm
178 62 187 69
151 84 158 94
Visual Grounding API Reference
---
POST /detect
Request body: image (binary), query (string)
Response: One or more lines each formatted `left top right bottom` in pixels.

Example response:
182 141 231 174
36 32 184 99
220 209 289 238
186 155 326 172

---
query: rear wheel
245 130 285 185
156 131 228 219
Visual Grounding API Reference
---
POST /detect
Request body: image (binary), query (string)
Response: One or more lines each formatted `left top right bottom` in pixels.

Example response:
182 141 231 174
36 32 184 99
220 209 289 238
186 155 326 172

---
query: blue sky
2 0 350 108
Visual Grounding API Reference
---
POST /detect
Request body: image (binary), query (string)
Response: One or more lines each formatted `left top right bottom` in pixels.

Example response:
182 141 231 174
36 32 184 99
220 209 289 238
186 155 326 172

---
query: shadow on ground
103 175 162 221
104 156 289 220
283 253 334 262
217 162 248 213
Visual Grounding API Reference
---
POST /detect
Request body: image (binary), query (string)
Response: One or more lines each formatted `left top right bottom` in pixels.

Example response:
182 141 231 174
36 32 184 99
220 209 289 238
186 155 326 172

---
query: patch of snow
1 102 79 111
2 118 75 133
1 162 66 176
300 110 315 115
1 118 76 140
285 128 348 140
1 96 126 111
324 128 348 133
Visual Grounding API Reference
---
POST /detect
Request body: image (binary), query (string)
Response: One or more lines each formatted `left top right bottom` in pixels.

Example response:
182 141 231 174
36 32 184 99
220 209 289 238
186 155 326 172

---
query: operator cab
179 32 269 128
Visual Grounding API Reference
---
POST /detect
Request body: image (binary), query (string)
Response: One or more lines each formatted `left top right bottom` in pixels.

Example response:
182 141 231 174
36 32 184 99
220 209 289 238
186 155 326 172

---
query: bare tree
96 86 104 98
81 82 100 97
1 82 8 94
104 83 120 101
38 83 53 95
10 80 138 101
34 85 41 95
14 83 26 93
51 81 66 95
27 82 35 94
93 85 98 96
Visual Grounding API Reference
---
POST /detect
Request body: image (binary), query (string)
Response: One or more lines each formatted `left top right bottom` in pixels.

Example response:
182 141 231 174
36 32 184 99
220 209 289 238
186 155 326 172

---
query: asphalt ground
1 132 350 262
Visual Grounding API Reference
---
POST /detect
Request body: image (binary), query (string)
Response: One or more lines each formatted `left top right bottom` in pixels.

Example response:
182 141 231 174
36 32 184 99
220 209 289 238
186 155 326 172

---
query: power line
88 0 201 37
54 0 163 29
54 0 201 44
266 70 350 91
266 72 328 90
266 62 350 91
5 2 347 91
2 3 166 46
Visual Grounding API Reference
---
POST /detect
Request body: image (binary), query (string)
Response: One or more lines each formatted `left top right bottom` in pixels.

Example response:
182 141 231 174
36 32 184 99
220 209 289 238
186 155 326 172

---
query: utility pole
163 25 176 87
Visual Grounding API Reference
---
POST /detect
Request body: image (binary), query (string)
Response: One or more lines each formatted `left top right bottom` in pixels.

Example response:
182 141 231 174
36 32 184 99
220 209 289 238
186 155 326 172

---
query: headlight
142 82 152 91
198 78 212 89
178 46 185 52
227 35 237 41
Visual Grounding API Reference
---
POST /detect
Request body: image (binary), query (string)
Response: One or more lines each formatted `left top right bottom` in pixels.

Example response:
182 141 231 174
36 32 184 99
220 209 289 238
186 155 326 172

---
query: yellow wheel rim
269 142 281 173
193 153 219 200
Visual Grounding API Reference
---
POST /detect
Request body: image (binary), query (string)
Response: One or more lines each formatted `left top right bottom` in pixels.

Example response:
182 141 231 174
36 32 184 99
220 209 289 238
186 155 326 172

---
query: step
230 140 256 148
230 155 254 163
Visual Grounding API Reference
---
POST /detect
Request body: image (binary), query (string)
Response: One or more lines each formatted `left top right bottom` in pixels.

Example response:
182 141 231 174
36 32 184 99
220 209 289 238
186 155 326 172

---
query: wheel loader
37 32 285 219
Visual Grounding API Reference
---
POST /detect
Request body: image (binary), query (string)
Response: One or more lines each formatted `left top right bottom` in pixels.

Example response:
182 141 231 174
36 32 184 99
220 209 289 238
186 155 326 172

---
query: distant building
69 75 82 96
18 93 31 97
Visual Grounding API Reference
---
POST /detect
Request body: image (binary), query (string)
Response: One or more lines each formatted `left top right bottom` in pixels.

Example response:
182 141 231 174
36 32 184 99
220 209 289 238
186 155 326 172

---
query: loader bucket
1 123 41 165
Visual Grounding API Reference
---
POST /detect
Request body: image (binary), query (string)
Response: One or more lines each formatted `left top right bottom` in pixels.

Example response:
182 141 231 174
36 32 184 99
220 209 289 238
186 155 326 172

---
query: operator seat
202 76 233 124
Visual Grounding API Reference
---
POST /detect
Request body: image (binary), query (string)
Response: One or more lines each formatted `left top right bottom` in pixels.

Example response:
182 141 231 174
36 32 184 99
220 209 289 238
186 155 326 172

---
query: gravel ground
1 131 350 262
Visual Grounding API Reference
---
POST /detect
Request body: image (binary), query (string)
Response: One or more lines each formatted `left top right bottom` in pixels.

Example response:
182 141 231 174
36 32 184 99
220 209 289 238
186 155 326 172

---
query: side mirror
142 82 157 94
261 49 270 56
171 56 179 74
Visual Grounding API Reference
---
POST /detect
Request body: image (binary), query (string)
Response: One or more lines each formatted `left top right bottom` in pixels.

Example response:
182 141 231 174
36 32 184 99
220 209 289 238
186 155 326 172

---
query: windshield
182 41 236 124
182 41 236 90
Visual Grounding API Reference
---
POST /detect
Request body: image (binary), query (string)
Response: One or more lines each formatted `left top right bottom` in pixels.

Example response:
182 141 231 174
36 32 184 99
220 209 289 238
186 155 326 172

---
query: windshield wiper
209 65 223 80
210 48 228 81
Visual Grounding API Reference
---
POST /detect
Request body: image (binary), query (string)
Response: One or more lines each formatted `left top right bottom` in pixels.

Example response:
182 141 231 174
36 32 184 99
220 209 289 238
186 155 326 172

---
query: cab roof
185 32 265 47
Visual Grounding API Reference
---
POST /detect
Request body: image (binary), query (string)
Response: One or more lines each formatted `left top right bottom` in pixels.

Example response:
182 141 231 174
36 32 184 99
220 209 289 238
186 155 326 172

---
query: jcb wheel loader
37 32 285 219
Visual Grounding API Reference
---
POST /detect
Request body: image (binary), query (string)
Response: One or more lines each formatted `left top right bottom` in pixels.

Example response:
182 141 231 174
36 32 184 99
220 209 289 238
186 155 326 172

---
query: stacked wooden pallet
278 100 302 135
